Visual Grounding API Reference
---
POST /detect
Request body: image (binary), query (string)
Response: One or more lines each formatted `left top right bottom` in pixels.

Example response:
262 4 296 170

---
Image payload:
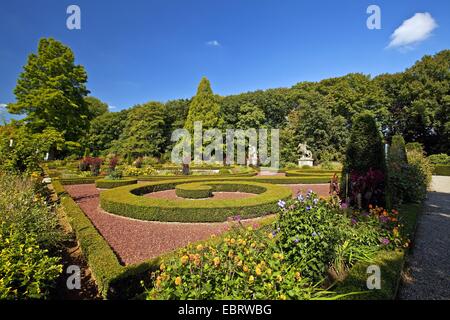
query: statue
297 142 313 167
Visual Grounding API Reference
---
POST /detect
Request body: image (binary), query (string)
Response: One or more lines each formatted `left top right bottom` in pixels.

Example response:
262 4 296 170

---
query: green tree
236 102 266 129
117 102 167 158
85 96 109 119
8 38 90 142
185 77 223 131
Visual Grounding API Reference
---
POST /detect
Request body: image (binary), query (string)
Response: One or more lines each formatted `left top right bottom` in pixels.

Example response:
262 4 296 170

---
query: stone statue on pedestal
297 142 314 167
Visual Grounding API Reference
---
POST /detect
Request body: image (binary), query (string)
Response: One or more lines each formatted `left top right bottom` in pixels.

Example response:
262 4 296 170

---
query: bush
434 165 450 176
404 147 433 202
343 113 386 207
0 224 62 299
387 135 409 206
0 174 65 249
100 180 292 222
95 178 137 189
428 153 450 165
146 224 338 300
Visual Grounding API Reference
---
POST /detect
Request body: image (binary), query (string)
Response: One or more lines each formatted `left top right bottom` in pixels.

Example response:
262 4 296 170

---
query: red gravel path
64 183 330 266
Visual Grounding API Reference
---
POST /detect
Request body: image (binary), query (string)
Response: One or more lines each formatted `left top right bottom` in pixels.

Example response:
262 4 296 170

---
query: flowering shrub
119 165 156 176
275 192 382 281
349 168 385 208
79 157 103 176
146 225 337 300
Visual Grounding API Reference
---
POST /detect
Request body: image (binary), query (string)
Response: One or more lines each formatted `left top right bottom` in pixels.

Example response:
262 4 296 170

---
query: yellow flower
277 275 283 282
247 226 253 231
213 257 220 266
255 267 262 276
268 232 274 239
160 263 166 271
237 260 243 267
295 272 302 280
266 268 272 276
175 276 182 286
243 265 249 272
273 253 279 259
279 294 287 300
249 275 254 283
180 255 189 265
230 238 236 244
196 244 204 251
251 242 256 248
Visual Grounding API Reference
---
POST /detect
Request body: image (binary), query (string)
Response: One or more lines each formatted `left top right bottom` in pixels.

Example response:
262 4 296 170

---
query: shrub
0 224 62 299
343 113 386 207
95 178 137 189
387 135 409 206
145 224 337 300
100 180 292 222
404 146 433 202
0 174 65 249
434 165 450 176
428 153 450 165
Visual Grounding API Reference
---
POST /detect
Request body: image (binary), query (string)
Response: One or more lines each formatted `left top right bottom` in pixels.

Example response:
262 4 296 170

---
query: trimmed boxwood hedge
95 179 137 189
59 177 101 185
100 180 292 222
285 169 340 177
175 183 213 199
434 165 450 176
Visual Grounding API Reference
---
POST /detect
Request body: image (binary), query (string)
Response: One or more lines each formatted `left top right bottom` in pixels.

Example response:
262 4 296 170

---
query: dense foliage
0 174 64 299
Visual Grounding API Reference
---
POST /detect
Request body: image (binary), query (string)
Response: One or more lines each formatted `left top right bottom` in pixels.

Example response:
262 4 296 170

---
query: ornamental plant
145 224 338 300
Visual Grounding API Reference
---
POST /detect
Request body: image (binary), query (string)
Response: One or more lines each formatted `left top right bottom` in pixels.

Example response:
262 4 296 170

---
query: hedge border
433 165 450 176
334 203 423 300
175 183 212 199
100 180 292 222
95 179 137 189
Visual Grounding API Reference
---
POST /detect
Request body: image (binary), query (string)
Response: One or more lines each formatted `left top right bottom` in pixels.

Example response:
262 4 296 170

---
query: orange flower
175 276 182 286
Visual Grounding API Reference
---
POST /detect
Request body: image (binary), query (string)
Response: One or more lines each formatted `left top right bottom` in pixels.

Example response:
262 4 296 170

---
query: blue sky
1 0 449 113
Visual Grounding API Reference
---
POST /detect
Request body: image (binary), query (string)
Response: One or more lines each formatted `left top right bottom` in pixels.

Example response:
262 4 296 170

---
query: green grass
334 203 422 299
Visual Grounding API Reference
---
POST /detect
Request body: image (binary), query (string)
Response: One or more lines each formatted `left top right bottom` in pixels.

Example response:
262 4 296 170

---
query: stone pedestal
298 158 314 167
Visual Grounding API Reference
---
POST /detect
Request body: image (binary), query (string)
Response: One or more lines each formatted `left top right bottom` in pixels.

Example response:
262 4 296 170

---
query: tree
8 38 90 142
281 92 348 164
185 77 223 131
87 109 129 155
117 102 167 158
236 103 265 130
85 96 109 119
343 112 386 207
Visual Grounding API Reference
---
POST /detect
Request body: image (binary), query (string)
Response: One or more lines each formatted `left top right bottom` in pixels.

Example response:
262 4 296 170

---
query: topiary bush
95 178 137 189
387 135 409 207
343 113 386 208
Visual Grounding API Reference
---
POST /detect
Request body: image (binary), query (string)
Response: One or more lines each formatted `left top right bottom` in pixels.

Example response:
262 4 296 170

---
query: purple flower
294 237 300 244
340 202 348 209
297 194 304 202
381 238 390 245
272 230 277 237
312 232 318 237
379 216 389 223
313 198 319 205
233 215 242 222
306 206 311 211
351 218 358 225
278 200 286 209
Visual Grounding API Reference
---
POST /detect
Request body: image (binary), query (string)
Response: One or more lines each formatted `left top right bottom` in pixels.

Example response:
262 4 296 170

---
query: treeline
1 38 449 171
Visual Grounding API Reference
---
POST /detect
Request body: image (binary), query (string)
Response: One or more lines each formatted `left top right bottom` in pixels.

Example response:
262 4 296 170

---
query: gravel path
399 176 450 300
64 183 330 266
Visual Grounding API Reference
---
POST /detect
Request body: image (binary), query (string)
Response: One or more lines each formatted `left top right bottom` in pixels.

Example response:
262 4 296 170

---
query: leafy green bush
343 113 386 207
428 153 450 165
0 174 65 249
0 224 62 300
404 147 433 202
146 225 338 300
387 135 409 206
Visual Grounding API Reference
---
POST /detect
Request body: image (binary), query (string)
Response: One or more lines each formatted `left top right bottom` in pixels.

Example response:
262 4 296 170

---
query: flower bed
100 180 292 222
95 178 137 189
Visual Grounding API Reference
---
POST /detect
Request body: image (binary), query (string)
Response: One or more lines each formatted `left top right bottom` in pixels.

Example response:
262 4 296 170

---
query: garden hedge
175 183 213 199
433 165 450 176
59 177 101 185
284 169 339 177
95 178 137 189
100 180 292 222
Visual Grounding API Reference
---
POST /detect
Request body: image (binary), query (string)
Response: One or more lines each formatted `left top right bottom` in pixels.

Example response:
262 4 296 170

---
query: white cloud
388 12 437 49
0 103 7 108
206 40 221 47
108 105 117 110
